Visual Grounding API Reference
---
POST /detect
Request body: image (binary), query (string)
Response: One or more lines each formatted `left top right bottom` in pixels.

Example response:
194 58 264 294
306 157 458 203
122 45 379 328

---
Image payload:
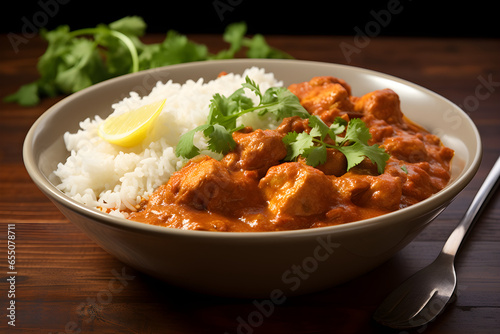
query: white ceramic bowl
23 59 481 298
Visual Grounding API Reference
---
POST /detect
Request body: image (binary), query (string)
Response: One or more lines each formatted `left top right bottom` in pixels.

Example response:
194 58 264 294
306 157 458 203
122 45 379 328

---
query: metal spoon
373 156 500 329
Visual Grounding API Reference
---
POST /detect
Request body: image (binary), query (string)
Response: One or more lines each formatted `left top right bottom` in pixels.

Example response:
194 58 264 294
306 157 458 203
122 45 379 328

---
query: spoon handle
442 156 500 257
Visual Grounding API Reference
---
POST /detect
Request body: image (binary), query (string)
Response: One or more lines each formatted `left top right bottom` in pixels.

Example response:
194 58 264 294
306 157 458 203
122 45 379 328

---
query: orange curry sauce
129 76 454 231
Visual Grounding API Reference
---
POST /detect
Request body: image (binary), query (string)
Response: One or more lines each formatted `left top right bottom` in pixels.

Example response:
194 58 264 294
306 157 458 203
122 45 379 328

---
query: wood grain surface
0 34 499 334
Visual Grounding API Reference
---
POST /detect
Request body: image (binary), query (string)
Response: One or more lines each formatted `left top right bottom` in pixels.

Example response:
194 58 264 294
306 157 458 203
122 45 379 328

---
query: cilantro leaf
95 19 143 76
336 143 369 172
241 76 262 100
282 125 328 167
206 88 254 130
108 16 146 37
303 144 328 167
339 117 371 146
204 124 236 154
331 117 347 135
283 132 312 161
207 93 240 128
229 88 254 112
211 22 247 59
140 30 209 69
3 82 40 106
223 22 246 52
308 126 323 139
4 19 292 106
337 142 389 174
176 76 309 159
256 87 310 119
53 38 108 94
175 124 210 159
361 144 391 174
283 117 390 174
243 34 293 59
308 115 332 140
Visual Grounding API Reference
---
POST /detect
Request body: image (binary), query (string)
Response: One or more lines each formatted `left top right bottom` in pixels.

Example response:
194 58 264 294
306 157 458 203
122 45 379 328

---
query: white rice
53 67 282 217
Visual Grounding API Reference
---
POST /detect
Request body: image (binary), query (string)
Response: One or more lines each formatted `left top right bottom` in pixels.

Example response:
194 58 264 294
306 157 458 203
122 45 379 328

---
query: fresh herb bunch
5 17 292 106
176 77 390 173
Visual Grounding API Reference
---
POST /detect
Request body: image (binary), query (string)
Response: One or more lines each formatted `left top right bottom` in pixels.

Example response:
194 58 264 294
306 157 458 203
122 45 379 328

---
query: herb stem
311 137 336 149
218 102 280 127
69 28 139 73
234 101 280 118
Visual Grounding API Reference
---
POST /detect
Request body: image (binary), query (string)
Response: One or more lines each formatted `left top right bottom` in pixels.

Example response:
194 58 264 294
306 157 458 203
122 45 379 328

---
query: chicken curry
129 76 454 231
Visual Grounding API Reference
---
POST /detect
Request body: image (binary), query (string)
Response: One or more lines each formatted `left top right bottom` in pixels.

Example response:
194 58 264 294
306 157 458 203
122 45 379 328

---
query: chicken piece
383 134 428 163
258 162 337 217
150 156 261 215
288 76 355 124
400 162 438 206
275 116 310 135
221 128 287 176
332 172 403 211
355 89 404 125
289 76 352 99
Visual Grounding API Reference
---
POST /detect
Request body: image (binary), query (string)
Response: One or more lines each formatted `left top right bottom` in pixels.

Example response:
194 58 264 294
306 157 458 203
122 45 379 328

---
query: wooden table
1 34 499 333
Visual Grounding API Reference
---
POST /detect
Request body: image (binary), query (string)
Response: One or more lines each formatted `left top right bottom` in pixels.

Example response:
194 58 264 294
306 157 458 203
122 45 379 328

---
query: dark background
1 0 498 37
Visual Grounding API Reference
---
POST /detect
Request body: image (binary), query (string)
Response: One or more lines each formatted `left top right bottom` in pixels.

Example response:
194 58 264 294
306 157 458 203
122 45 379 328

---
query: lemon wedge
98 99 166 147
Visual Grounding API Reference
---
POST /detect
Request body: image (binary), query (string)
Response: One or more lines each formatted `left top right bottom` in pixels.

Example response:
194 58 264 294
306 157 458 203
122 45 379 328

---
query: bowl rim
23 58 482 240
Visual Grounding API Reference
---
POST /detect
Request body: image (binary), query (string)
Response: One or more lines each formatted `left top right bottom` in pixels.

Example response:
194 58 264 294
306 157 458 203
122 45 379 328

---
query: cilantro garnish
283 116 390 173
4 18 292 106
176 77 390 174
175 77 310 159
